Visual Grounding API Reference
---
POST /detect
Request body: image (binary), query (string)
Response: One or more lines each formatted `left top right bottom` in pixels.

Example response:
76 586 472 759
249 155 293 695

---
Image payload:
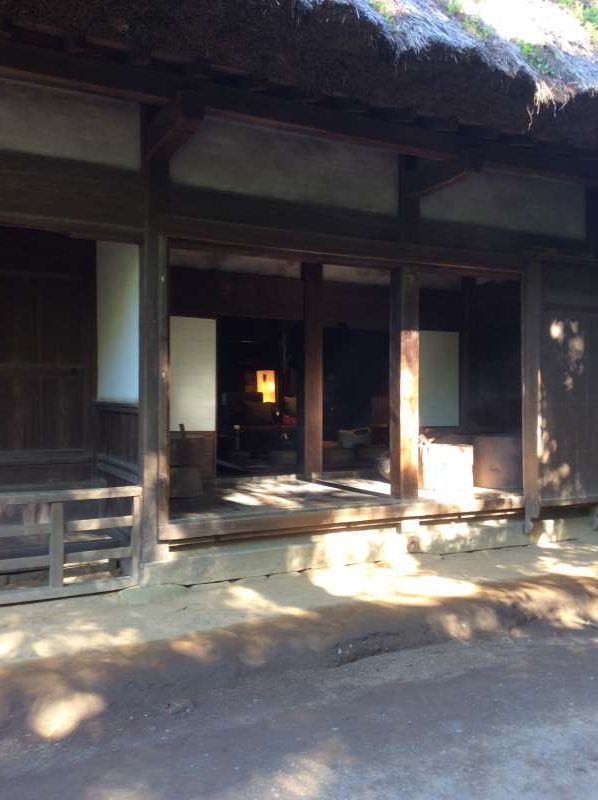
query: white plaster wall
0 78 140 169
420 331 460 427
421 171 585 240
171 117 398 214
170 317 217 432
96 242 140 404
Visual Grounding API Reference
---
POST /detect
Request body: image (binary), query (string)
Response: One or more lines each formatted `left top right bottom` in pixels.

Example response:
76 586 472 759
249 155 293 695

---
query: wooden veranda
0 6 596 599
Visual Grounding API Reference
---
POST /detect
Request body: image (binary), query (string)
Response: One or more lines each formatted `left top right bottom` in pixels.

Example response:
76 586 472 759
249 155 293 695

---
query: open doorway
322 266 522 500
217 317 302 475
167 248 523 529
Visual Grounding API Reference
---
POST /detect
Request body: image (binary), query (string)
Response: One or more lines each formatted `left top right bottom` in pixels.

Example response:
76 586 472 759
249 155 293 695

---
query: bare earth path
1 625 598 800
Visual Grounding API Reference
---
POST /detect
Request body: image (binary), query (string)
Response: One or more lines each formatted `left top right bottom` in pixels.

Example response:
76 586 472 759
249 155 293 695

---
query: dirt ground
1 622 597 799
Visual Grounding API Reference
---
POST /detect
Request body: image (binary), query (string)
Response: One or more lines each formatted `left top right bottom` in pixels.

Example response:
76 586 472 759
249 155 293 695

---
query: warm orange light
256 370 276 403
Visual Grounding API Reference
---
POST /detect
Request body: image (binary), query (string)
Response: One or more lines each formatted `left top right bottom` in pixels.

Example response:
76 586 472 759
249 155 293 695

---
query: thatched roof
2 0 597 148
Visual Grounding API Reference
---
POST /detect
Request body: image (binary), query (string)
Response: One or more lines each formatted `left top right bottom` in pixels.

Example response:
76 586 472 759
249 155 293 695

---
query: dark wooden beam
0 150 143 239
521 260 542 533
193 85 598 182
0 39 179 103
169 89 459 161
416 219 588 256
145 93 205 162
302 262 324 481
406 152 483 198
165 212 523 276
586 187 598 257
478 143 598 185
171 185 400 242
139 120 170 568
389 267 420 499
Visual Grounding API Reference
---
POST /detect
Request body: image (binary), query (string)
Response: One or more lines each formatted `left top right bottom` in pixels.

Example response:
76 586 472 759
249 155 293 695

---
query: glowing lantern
256 370 276 403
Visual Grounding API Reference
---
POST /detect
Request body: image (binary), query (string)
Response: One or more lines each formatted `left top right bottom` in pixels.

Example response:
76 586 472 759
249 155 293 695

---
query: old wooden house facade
0 0 597 601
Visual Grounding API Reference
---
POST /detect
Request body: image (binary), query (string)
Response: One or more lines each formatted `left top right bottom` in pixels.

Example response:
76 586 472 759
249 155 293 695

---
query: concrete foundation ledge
0 541 597 742
144 511 595 588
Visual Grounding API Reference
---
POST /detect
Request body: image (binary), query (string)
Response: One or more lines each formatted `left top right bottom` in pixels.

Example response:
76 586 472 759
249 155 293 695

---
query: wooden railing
0 485 142 604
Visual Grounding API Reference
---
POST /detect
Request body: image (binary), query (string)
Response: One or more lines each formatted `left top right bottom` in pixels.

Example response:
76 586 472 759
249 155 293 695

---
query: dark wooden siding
0 229 96 483
95 403 139 483
540 263 598 503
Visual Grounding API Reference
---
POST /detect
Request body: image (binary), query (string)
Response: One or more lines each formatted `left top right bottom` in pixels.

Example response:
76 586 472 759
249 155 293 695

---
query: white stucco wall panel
0 78 140 169
420 331 460 427
421 171 585 240
170 317 217 432
171 117 398 214
96 242 140 404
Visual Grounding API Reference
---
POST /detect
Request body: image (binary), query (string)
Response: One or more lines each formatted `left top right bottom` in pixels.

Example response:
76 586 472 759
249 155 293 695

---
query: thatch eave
0 0 596 148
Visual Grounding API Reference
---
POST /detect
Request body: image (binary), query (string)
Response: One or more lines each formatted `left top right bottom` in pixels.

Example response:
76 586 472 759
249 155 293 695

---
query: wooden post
389 267 420 499
586 188 598 258
49 502 64 588
459 276 475 431
139 116 170 572
129 494 143 581
522 260 542 533
302 262 323 481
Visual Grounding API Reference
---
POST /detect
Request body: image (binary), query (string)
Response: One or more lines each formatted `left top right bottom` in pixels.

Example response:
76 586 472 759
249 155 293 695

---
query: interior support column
302 262 323 481
459 276 475 431
389 266 420 499
138 145 170 574
522 259 542 533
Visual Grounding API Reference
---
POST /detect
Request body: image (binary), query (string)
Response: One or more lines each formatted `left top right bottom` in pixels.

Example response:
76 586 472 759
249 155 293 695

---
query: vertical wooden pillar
49 502 65 588
139 133 170 571
586 188 598 258
522 260 542 533
389 267 420 499
459 276 475 431
302 262 323 481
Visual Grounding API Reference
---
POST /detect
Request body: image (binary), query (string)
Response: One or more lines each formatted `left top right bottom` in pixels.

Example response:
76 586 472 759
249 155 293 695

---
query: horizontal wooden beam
157 90 598 183
406 153 483 197
189 89 458 161
0 151 143 239
145 93 204 161
164 212 523 276
479 143 598 185
416 219 588 256
0 485 142 506
162 493 524 542
171 185 400 242
0 40 179 104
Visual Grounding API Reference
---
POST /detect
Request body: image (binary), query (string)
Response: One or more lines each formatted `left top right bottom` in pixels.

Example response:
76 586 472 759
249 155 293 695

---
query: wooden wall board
95 403 139 479
0 229 96 468
539 265 598 504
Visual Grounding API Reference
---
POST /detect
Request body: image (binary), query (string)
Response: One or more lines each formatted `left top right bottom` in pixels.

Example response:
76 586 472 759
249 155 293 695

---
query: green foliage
460 14 494 39
367 0 396 24
444 0 494 40
554 0 598 41
517 41 558 75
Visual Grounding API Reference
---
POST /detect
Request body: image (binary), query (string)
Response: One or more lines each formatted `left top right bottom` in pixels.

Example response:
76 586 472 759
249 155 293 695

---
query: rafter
406 152 483 197
145 92 204 162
